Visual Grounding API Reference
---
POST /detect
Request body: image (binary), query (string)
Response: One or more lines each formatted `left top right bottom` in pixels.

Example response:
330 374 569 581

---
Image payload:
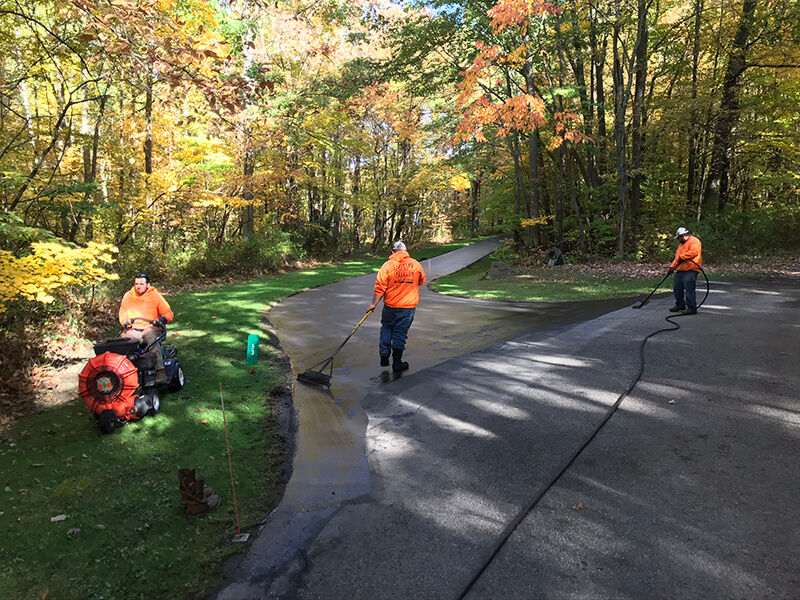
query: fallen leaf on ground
67 528 80 535
248 368 255 374
50 514 67 522
201 419 208 424
572 504 584 510
198 408 204 412
95 524 106 530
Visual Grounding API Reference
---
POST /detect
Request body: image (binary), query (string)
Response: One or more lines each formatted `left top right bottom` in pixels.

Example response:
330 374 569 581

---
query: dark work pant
379 306 416 355
673 270 699 310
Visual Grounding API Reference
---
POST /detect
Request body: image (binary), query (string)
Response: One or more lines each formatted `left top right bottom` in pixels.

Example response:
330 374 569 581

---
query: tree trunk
629 0 649 253
568 4 600 189
144 73 153 175
523 34 541 246
507 131 525 251
590 19 609 179
471 169 483 237
687 0 704 214
81 92 106 242
241 130 255 237
702 0 758 214
612 15 629 255
567 155 587 257
555 147 564 249
505 71 525 251
81 70 92 186
527 131 541 245
352 154 361 249
394 209 406 243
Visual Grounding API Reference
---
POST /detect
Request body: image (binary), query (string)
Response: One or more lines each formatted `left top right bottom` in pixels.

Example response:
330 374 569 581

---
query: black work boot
380 354 390 367
392 348 409 372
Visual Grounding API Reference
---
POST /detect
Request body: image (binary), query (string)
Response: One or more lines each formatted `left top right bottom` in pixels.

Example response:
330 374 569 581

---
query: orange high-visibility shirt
118 286 174 327
670 235 702 272
374 251 427 308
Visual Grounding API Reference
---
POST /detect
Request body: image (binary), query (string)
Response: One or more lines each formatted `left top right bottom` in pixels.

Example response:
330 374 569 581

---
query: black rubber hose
634 259 709 309
692 261 710 309
454 266 710 600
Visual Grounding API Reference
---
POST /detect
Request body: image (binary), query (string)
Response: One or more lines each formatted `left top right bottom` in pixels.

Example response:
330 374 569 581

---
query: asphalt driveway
217 243 799 600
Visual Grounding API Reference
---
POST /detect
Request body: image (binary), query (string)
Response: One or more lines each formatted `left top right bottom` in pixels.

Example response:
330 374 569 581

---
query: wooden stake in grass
219 383 249 543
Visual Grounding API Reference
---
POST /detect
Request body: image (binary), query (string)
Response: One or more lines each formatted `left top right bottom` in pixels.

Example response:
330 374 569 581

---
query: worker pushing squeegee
298 241 427 388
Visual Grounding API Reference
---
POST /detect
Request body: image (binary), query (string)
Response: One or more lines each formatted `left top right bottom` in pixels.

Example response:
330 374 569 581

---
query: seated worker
118 273 174 384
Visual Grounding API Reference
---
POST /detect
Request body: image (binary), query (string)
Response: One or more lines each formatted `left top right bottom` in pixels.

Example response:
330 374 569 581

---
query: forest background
1 0 799 397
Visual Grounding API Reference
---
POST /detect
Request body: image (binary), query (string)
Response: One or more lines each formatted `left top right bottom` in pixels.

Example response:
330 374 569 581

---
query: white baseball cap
392 241 406 251
675 227 689 238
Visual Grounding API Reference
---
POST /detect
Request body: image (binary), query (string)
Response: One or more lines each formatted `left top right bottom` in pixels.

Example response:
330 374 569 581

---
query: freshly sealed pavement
217 240 800 600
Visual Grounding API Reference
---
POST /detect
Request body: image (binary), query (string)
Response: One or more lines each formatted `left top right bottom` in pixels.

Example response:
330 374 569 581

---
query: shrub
182 226 300 278
690 204 800 261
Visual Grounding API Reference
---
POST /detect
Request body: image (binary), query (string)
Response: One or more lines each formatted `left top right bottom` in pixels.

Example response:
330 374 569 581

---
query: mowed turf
0 240 478 600
432 255 674 302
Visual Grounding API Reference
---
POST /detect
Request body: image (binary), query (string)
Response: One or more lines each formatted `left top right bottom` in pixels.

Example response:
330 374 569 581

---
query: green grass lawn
0 239 478 600
431 255 674 302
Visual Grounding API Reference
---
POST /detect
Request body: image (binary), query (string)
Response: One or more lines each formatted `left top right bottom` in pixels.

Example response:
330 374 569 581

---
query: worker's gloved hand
155 316 168 328
667 266 674 275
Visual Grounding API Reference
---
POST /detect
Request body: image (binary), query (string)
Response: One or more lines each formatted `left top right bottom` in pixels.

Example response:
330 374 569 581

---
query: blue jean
379 306 416 354
673 270 699 310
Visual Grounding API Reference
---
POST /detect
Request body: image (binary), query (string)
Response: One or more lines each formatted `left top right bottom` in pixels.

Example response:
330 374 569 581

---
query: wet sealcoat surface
217 243 800 600
217 238 634 595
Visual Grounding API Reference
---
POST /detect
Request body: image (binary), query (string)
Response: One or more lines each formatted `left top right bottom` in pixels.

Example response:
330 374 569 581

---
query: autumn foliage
0 0 798 370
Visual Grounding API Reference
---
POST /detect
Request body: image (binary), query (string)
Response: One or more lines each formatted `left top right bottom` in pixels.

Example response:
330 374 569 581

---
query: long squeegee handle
639 270 673 306
326 308 374 361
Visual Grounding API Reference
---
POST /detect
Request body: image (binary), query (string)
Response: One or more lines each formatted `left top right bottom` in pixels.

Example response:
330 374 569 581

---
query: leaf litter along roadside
0 238 479 600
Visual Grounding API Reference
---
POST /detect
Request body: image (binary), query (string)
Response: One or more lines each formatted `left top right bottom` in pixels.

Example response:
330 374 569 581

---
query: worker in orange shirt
119 273 174 383
668 227 702 315
367 241 426 372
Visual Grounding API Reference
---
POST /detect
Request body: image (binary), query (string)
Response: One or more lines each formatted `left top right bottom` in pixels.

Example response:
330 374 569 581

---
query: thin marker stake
219 383 242 537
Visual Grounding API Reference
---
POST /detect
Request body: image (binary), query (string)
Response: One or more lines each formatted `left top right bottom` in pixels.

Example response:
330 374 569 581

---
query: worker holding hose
668 227 703 315
367 241 426 372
